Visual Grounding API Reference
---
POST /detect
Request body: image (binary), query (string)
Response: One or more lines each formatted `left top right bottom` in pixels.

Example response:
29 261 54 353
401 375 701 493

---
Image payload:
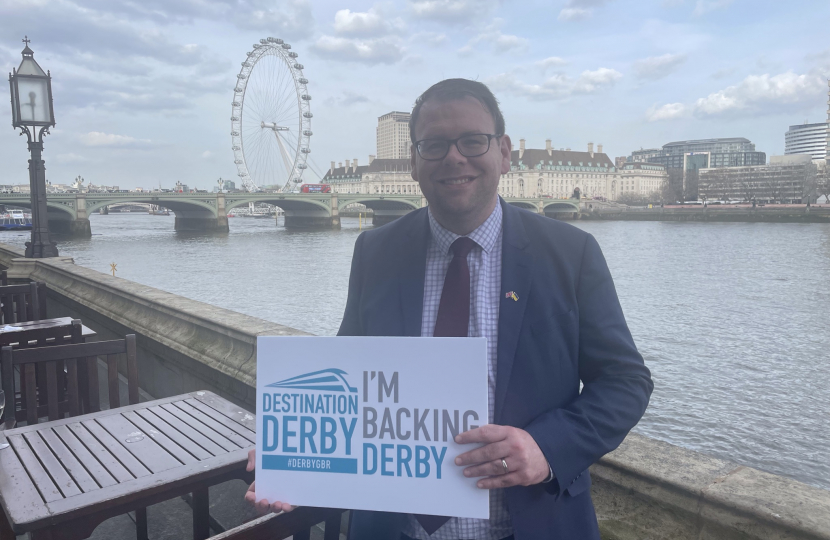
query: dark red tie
416 236 477 535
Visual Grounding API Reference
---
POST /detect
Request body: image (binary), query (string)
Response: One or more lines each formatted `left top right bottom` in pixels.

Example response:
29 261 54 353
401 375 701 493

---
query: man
247 78 653 539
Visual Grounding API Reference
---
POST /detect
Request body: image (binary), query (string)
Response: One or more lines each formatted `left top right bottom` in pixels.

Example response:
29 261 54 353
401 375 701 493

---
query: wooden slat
86 356 100 413
38 428 100 494
2 346 15 429
184 398 256 443
93 415 180 474
66 358 80 418
121 411 198 465
159 403 239 452
134 408 215 460
175 401 253 448
106 355 119 409
52 425 117 488
12 340 125 365
126 335 139 405
66 421 140 482
45 361 59 421
7 434 62 502
24 363 37 426
22 431 82 498
141 406 226 457
28 282 39 322
14 294 25 323
0 433 47 528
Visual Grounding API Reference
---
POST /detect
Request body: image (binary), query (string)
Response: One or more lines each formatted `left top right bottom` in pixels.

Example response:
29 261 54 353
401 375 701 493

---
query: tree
684 169 700 201
663 169 684 202
815 165 830 203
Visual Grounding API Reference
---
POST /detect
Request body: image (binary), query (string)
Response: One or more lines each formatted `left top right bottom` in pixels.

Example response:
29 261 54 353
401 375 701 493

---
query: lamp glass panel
16 78 50 123
9 79 19 124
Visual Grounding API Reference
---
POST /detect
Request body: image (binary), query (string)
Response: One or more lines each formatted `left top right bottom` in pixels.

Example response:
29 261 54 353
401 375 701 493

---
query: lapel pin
505 291 519 301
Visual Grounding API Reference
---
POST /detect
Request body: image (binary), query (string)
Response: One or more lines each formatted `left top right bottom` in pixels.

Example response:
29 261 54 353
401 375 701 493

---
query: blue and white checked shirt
403 202 513 540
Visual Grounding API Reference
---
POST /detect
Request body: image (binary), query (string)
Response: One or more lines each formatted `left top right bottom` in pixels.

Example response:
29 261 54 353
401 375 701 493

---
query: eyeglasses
415 134 500 161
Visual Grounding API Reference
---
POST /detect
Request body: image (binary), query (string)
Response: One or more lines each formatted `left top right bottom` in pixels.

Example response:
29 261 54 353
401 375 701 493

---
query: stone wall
0 244 307 408
0 243 827 539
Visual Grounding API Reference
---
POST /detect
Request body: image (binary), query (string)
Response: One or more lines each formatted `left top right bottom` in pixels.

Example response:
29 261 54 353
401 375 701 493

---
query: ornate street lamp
8 36 58 257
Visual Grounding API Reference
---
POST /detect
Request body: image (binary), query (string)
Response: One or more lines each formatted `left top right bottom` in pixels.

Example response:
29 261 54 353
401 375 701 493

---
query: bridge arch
85 197 217 217
336 196 420 212
541 200 580 212
224 196 331 215
506 201 538 211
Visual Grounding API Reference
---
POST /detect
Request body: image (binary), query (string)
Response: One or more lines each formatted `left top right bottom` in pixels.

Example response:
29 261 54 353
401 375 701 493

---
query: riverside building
785 122 828 161
698 155 817 204
647 138 766 170
324 141 667 201
376 111 412 160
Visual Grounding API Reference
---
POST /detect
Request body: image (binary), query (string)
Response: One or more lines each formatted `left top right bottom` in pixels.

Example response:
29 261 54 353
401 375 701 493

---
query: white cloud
333 7 403 37
78 132 154 147
693 0 733 16
201 151 212 158
646 103 687 121
408 0 498 23
536 57 568 71
694 71 826 116
558 8 593 21
633 53 687 80
311 36 405 64
458 20 528 56
488 67 622 101
558 0 614 21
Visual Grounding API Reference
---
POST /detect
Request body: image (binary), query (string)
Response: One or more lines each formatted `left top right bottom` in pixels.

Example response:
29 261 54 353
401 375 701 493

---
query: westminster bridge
0 192 581 236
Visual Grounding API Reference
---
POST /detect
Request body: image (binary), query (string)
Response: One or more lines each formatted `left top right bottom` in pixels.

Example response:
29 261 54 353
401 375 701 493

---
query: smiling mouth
439 176 474 185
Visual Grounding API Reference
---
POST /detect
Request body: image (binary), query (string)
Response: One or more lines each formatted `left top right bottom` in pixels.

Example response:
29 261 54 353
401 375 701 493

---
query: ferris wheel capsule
298 78 308 84
293 63 304 70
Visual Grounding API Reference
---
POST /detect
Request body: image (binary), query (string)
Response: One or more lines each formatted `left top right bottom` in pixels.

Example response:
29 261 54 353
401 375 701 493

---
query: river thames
2 213 828 492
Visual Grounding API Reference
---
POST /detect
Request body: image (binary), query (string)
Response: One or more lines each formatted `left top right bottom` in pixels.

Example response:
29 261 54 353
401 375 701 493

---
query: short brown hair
409 78 506 143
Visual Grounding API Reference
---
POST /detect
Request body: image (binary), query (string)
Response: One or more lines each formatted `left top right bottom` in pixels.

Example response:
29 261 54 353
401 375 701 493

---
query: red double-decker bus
300 184 331 193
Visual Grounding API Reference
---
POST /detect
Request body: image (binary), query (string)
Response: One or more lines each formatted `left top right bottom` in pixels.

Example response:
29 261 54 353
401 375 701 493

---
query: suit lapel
398 209 430 337
495 201 533 424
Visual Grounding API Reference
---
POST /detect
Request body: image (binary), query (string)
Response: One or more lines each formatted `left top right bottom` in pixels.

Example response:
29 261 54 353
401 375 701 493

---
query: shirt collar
428 200 503 256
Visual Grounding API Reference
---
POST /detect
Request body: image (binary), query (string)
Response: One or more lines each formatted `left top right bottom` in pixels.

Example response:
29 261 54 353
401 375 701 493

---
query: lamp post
8 36 58 258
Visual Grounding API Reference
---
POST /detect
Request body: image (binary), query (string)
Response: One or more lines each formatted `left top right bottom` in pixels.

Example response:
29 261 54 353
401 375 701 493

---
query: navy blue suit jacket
338 200 653 539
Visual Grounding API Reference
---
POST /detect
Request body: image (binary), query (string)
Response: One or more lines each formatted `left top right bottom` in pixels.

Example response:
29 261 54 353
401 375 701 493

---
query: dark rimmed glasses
415 134 500 161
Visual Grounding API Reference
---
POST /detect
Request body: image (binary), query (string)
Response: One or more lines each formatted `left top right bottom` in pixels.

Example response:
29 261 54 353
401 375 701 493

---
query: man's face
410 96 511 230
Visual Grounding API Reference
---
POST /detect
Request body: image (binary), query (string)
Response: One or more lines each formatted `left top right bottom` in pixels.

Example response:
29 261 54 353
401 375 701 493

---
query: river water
2 214 829 492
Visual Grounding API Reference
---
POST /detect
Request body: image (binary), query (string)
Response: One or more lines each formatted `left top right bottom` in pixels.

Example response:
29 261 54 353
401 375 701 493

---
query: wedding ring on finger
501 458 509 474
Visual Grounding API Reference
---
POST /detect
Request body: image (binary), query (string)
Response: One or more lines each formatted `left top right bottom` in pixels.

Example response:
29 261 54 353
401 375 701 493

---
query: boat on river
0 210 32 231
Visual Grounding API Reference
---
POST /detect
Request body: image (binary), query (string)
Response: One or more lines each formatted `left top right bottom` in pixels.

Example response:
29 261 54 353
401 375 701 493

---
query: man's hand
454 425 550 489
243 448 296 514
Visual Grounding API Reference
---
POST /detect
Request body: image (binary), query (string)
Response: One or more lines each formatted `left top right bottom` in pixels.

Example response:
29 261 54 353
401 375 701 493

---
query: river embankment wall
582 204 830 223
0 243 827 540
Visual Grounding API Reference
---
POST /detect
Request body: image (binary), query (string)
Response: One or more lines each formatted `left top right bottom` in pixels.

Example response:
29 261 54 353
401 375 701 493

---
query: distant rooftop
663 138 751 147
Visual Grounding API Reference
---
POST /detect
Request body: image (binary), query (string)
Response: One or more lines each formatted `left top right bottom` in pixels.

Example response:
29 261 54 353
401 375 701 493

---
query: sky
1 0 829 190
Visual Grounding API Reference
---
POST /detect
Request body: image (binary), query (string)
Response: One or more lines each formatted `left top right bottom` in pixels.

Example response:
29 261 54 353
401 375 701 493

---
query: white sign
255 336 489 519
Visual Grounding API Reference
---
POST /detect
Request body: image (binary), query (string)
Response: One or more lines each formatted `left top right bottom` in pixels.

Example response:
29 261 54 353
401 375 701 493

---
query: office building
629 148 662 163
647 138 766 170
785 122 828 161
698 155 817 203
376 111 411 160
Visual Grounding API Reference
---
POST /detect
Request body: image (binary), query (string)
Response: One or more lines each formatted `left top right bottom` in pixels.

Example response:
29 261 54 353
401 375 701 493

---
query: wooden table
0 391 255 540
0 317 96 347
